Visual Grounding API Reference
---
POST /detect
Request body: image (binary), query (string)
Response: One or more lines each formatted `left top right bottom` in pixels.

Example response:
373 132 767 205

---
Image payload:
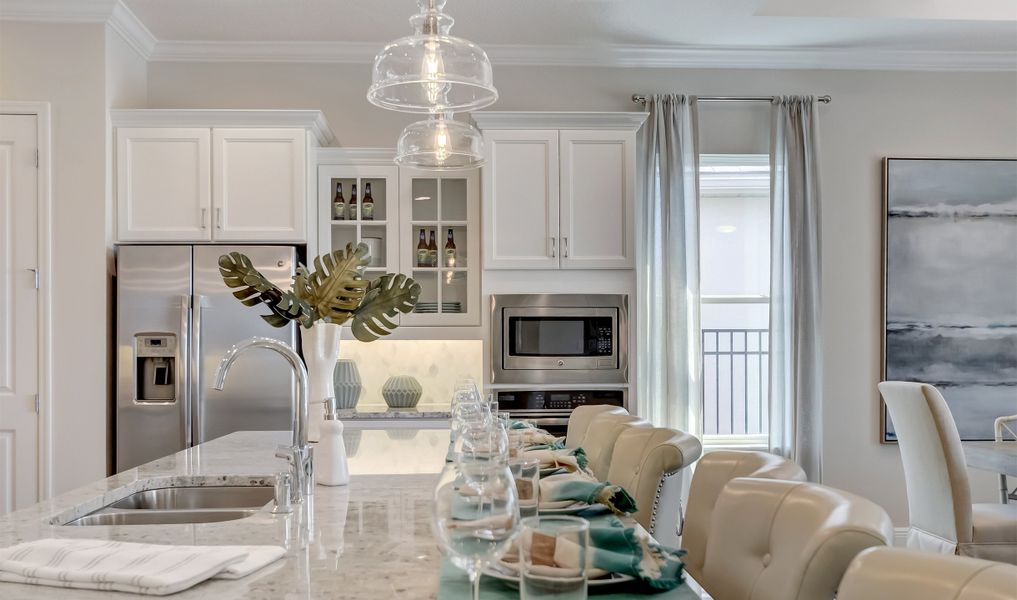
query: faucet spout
214 336 312 501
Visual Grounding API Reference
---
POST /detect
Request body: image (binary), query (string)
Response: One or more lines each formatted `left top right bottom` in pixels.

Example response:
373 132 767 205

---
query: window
699 154 770 447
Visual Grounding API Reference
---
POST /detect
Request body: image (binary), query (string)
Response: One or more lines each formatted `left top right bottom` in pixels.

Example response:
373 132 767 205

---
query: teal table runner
436 560 699 599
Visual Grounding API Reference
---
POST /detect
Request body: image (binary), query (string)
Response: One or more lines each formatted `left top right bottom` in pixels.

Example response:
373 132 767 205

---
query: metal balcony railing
702 328 769 436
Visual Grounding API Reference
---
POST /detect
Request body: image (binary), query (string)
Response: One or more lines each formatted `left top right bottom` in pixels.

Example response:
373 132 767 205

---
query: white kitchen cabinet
112 110 333 245
474 112 646 271
482 130 560 270
116 127 212 242
559 130 635 269
212 128 306 242
316 149 482 328
399 167 481 326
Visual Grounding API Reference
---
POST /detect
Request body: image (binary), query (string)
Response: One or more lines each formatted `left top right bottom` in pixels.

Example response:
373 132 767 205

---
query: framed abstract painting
881 157 1017 442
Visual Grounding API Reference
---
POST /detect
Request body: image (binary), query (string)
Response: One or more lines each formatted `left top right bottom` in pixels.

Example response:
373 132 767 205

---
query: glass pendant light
395 113 485 170
368 0 497 113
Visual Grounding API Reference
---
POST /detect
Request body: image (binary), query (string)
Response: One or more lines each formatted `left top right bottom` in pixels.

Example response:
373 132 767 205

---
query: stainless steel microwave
491 294 629 384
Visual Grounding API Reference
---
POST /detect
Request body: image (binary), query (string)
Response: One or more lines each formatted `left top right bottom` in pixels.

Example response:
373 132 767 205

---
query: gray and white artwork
883 158 1017 441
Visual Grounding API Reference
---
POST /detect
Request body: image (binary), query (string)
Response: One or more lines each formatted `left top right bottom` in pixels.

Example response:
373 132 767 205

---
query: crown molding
3 4 1014 72
316 148 397 166
110 109 336 146
147 40 1017 72
472 112 648 131
108 1 156 59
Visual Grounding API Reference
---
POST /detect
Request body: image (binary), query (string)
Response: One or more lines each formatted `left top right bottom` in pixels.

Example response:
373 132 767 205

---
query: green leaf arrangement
218 243 421 342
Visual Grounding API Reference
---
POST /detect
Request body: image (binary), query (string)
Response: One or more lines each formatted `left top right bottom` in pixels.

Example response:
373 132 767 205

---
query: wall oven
491 294 628 384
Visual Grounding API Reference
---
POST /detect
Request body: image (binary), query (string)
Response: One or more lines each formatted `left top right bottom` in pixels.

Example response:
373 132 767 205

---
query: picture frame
880 157 1017 443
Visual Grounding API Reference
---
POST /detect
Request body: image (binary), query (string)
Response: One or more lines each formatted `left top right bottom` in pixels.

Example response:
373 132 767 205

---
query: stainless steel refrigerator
115 245 297 472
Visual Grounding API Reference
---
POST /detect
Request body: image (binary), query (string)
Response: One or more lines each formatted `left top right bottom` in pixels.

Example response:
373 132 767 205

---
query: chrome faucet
214 336 313 504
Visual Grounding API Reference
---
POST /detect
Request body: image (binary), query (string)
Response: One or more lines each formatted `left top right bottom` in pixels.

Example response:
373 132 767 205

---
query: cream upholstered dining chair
682 450 807 583
582 413 650 480
878 381 1017 564
606 426 702 547
564 404 627 449
699 478 893 600
838 547 1017 600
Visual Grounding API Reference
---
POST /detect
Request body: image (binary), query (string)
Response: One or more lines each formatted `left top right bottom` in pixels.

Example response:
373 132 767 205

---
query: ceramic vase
332 359 363 410
382 375 423 409
300 321 341 441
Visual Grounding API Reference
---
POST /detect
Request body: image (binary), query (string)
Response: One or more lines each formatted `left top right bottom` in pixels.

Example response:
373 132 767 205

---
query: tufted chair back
564 405 627 449
582 414 651 480
683 450 807 581
838 547 1017 600
606 427 702 547
700 478 892 600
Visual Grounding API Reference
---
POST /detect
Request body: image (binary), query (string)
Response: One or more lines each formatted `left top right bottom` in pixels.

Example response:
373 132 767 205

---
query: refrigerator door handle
190 294 206 446
179 294 191 449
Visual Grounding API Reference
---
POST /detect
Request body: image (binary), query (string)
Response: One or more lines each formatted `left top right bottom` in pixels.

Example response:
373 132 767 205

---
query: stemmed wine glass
433 461 520 600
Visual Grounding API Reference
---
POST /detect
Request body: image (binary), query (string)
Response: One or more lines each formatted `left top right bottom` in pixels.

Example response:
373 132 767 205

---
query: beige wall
148 61 1017 524
0 22 109 494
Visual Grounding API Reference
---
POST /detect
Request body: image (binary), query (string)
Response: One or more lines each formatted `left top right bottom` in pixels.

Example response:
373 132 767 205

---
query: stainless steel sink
66 509 259 526
62 484 274 526
109 486 275 510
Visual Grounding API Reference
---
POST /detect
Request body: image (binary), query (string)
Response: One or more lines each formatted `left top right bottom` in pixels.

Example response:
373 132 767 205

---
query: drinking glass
509 457 540 517
433 462 521 600
519 516 589 600
453 420 509 464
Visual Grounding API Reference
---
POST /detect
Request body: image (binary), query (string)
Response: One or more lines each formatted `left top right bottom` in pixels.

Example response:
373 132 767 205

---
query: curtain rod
631 94 831 104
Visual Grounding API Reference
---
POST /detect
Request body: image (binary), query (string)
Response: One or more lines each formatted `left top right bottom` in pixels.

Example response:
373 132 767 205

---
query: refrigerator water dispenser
136 333 176 403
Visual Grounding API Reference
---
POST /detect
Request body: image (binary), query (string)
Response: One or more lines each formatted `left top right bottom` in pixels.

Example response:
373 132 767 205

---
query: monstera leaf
304 243 371 324
350 273 421 342
218 252 315 328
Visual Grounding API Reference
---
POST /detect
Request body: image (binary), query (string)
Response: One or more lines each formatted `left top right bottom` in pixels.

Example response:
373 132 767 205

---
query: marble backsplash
337 340 483 409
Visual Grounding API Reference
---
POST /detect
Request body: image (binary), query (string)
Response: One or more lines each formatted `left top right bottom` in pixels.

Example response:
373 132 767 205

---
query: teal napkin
588 517 686 591
522 447 590 474
539 472 637 514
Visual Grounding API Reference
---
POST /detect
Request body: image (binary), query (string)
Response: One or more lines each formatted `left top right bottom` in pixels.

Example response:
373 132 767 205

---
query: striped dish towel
0 538 285 595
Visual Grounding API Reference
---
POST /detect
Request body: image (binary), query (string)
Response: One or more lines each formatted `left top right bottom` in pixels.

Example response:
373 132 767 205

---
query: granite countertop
337 403 451 420
0 429 452 599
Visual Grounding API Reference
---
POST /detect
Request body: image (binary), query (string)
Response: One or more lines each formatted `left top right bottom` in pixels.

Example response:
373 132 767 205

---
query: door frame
0 101 53 500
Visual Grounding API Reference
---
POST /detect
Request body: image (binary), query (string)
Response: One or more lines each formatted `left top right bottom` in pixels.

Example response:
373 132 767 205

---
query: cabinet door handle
550 237 556 258
200 208 207 229
215 208 222 229
563 237 569 258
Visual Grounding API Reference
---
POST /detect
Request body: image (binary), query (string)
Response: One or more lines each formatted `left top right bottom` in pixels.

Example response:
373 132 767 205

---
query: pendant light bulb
395 113 484 170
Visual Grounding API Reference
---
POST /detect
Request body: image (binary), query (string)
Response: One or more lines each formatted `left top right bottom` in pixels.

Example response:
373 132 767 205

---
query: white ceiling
120 0 1017 52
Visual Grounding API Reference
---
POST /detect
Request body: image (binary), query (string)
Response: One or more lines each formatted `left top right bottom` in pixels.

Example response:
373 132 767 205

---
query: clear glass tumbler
519 515 589 600
509 457 540 518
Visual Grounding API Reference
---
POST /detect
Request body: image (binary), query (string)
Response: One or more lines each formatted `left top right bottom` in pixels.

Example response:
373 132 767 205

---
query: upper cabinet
116 127 212 242
315 150 482 327
112 110 334 244
212 128 306 242
474 112 646 270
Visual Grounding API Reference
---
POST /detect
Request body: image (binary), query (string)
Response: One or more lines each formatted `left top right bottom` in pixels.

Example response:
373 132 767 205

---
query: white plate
482 562 635 589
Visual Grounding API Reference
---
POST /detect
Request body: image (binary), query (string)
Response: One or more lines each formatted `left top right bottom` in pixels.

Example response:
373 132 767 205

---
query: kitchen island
0 429 451 599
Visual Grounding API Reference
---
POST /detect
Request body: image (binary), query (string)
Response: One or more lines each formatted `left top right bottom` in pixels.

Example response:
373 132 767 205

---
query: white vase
300 322 341 442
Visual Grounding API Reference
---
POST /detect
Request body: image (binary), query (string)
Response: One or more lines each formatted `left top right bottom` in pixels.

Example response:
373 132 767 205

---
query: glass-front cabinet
317 164 400 285
399 168 480 326
317 154 480 327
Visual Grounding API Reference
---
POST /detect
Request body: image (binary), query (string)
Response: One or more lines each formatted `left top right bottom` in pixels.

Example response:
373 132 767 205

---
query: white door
559 130 635 269
212 128 306 242
482 130 560 270
116 127 212 242
0 114 40 514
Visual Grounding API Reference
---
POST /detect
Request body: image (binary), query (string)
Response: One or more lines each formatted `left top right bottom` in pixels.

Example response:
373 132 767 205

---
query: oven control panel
496 389 626 412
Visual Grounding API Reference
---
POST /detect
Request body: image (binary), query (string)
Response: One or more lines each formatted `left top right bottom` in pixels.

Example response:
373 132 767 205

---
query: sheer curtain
769 95 823 482
636 95 702 437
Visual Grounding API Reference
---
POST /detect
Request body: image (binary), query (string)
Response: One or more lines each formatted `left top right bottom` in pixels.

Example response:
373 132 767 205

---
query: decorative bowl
382 375 423 409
